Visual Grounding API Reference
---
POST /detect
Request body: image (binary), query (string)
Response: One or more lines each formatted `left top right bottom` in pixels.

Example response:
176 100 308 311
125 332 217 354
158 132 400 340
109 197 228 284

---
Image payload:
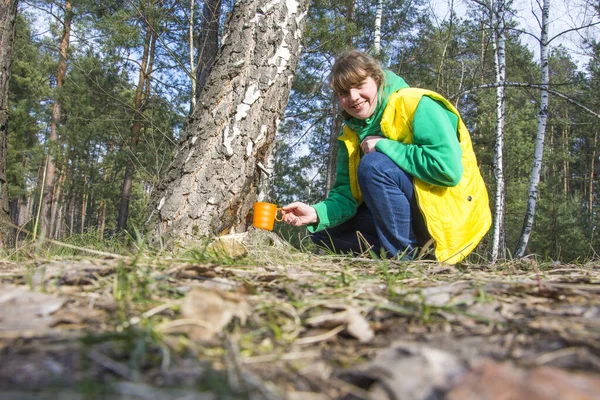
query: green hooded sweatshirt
309 70 463 232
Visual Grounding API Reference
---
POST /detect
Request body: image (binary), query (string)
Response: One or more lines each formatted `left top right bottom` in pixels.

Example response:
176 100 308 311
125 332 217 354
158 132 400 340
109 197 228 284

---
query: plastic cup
252 202 283 231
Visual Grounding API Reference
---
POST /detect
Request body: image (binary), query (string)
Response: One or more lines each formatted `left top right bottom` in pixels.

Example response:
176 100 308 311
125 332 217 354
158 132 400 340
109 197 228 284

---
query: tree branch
453 81 600 119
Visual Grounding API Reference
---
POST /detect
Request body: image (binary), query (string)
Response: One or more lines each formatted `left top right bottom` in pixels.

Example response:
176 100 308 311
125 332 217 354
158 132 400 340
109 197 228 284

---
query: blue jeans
311 152 428 259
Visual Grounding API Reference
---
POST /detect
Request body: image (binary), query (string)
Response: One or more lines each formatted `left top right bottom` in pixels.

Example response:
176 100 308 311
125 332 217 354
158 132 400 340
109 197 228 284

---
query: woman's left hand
361 136 383 154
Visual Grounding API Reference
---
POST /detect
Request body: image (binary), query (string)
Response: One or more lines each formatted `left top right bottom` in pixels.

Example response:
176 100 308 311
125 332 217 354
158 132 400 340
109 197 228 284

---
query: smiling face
337 75 380 120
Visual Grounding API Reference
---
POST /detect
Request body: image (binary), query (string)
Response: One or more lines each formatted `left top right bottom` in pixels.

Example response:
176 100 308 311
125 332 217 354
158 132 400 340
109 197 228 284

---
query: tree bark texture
0 0 18 248
147 0 309 245
195 0 222 102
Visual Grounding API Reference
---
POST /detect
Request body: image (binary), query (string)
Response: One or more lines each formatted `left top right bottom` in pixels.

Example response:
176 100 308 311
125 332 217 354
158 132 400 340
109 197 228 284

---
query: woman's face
337 76 379 120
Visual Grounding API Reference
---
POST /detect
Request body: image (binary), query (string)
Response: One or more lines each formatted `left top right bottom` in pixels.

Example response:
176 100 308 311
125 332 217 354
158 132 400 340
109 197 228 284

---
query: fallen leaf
305 307 374 343
446 360 600 400
0 285 67 332
178 287 250 341
338 342 466 400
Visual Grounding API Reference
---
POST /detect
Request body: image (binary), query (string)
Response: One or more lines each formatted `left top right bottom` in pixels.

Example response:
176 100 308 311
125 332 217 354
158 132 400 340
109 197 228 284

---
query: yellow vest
339 88 491 264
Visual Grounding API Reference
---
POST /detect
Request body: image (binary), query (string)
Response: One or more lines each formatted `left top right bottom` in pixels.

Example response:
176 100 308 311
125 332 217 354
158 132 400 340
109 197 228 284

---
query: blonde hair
329 50 385 95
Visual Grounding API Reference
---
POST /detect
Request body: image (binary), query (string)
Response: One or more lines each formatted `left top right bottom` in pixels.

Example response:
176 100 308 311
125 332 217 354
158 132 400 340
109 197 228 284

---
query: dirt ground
0 241 599 399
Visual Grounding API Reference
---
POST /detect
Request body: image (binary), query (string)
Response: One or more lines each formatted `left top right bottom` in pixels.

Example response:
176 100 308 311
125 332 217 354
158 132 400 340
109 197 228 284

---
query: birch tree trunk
374 0 382 53
41 0 71 238
514 0 550 258
146 0 309 245
0 0 18 248
490 0 507 262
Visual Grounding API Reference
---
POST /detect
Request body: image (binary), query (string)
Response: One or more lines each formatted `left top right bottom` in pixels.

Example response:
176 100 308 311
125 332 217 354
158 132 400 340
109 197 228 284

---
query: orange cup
253 202 283 231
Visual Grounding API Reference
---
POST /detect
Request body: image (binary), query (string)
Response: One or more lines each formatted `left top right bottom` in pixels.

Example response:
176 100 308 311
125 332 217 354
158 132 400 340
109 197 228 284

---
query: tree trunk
80 179 87 234
42 0 71 238
590 130 597 222
117 24 155 232
189 0 196 111
374 0 382 53
491 0 507 262
0 0 18 249
98 199 106 240
514 0 550 258
562 124 569 194
147 0 309 245
195 0 222 102
325 93 342 195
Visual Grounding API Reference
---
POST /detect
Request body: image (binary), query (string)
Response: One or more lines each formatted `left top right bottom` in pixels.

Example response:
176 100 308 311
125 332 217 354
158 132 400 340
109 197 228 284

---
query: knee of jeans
358 152 388 185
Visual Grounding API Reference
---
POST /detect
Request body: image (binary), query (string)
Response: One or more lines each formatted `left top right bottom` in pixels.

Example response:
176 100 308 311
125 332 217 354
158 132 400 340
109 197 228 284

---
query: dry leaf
446 360 600 400
0 285 67 332
179 287 250 341
338 342 465 400
305 307 374 343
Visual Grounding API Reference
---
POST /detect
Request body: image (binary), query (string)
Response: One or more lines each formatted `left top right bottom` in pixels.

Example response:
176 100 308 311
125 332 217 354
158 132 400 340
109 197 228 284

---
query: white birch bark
514 0 550 258
491 0 507 262
374 0 382 53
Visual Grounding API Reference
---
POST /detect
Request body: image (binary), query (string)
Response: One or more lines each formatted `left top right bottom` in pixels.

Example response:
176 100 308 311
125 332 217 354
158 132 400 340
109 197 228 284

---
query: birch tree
513 0 549 258
490 0 508 261
514 0 600 257
146 0 309 245
374 0 383 53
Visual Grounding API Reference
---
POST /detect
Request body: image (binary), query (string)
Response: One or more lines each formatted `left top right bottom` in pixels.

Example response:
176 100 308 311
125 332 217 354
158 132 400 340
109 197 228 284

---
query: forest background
4 0 600 262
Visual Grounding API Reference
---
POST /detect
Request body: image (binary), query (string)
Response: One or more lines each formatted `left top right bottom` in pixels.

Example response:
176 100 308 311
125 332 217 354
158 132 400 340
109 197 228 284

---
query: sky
429 0 599 70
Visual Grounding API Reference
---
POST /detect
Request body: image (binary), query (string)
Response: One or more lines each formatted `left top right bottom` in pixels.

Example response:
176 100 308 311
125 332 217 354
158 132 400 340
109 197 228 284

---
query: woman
282 50 491 264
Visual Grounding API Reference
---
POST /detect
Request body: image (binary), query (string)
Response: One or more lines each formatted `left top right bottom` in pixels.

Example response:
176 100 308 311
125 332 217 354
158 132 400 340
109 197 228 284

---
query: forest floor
0 232 599 399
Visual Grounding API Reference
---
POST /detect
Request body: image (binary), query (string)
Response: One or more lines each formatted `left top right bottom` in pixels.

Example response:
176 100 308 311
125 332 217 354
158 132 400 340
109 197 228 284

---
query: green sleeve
308 140 359 232
375 96 463 187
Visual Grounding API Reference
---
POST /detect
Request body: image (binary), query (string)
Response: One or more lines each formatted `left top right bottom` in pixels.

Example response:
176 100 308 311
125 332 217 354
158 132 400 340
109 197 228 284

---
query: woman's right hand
281 202 318 226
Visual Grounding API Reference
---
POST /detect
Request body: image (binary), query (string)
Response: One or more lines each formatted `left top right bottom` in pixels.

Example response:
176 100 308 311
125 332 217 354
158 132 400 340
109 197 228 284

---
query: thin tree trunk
98 200 105 240
55 204 63 239
51 168 66 238
563 123 569 194
514 0 550 258
0 0 18 248
195 0 222 101
42 0 71 238
117 24 155 232
69 200 74 236
326 94 342 195
374 0 382 53
189 0 196 111
491 0 507 262
80 179 87 234
590 131 597 221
